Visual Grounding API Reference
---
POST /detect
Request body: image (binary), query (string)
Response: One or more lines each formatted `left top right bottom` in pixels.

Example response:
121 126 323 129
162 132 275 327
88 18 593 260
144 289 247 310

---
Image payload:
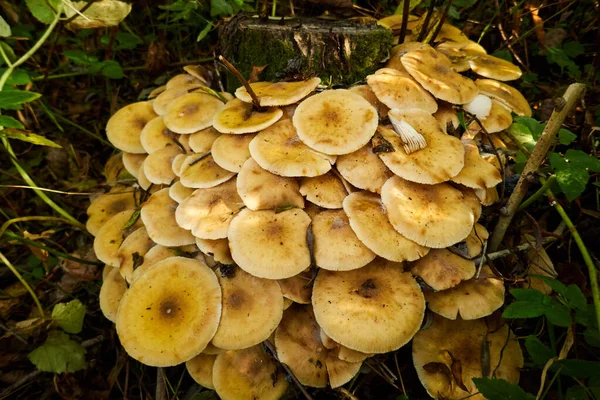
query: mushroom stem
218 55 264 111
263 340 314 400
389 115 427 154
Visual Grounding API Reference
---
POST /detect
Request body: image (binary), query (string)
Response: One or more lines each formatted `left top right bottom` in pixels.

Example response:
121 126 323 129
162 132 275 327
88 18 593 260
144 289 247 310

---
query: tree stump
219 14 394 91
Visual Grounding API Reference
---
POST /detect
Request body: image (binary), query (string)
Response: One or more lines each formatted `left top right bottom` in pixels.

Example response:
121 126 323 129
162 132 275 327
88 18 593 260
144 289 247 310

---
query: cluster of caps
89 22 533 400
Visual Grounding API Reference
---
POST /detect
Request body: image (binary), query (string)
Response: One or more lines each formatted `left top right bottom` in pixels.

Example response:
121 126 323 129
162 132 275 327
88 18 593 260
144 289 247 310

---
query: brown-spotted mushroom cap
122 153 147 179
176 178 244 239
117 226 155 284
228 208 311 280
136 161 153 191
349 84 390 117
195 238 234 264
465 223 490 258
475 79 532 116
212 345 289 400
163 93 225 134
425 266 505 320
401 47 478 104
211 133 255 173
299 171 348 209
249 119 333 177
366 69 438 114
169 180 194 203
140 188 195 246
469 54 522 81
237 158 304 211
99 267 127 323
475 100 514 133
451 141 502 189
212 98 283 134
385 42 430 72
412 314 523 400
140 116 178 153
381 176 477 248
166 73 204 90
312 210 376 271
212 266 283 349
188 127 221 153
326 352 363 389
115 257 222 367
93 209 143 267
377 110 465 184
293 89 378 155
147 85 166 99
343 191 429 262
186 353 216 389
179 153 236 189
336 144 394 193
313 259 425 353
153 87 190 116
410 249 476 291
106 102 157 153
86 186 139 236
143 144 183 185
131 244 176 282
278 269 313 304
235 77 321 107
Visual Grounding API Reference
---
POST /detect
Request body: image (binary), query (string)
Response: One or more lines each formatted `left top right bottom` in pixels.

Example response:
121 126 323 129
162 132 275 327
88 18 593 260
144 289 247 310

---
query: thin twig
398 0 411 44
218 55 263 110
473 236 558 265
417 0 436 42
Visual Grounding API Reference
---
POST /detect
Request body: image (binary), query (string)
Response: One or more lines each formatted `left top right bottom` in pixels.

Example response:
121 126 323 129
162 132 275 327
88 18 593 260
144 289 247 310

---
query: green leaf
564 149 600 172
197 22 213 42
544 301 572 327
473 378 536 400
555 166 589 201
575 303 597 328
28 331 86 373
211 0 234 16
507 123 536 151
0 90 42 110
0 16 11 37
510 288 546 302
1 129 61 148
6 69 32 85
566 386 589 400
548 151 568 171
554 360 600 378
0 115 24 129
565 284 587 310
64 50 97 66
115 32 143 50
524 335 554 367
530 275 567 295
558 128 577 145
563 41 585 58
25 0 61 24
101 60 123 79
513 116 545 140
492 49 513 62
584 328 600 348
0 42 16 66
502 302 546 319
51 299 86 334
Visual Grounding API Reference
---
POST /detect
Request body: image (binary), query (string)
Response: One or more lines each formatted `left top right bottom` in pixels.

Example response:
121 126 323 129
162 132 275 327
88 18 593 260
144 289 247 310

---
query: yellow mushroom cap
385 42 430 72
99 267 127 323
312 210 376 271
188 127 221 153
425 266 505 320
475 99 513 134
343 191 429 262
381 176 477 248
412 314 523 400
143 144 183 185
163 93 225 134
93 209 143 267
401 46 478 104
166 73 205 90
451 141 502 189
349 84 390 118
237 158 304 211
435 23 470 42
213 98 283 134
293 89 379 155
147 85 166 99
176 178 244 239
179 153 236 189
130 244 180 282
469 54 522 81
465 223 490 258
168 180 194 203
366 68 438 114
336 345 371 363
377 112 465 184
116 257 222 367
312 259 425 353
235 77 321 107
195 238 234 264
212 266 283 349
122 153 147 179
106 101 157 153
228 208 311 280
410 249 476 291
140 116 178 153
299 171 348 209
336 144 394 193
249 119 333 177
475 186 499 206
278 269 313 304
475 79 532 116
136 160 153 191
186 353 216 389
86 186 139 236
140 188 195 246
117 226 155 284
153 87 189 116
212 345 289 400
433 103 460 135
211 133 255 173
326 353 363 389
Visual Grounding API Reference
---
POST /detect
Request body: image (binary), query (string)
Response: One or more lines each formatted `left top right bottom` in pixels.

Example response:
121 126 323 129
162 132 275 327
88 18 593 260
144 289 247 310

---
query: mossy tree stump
219 14 394 91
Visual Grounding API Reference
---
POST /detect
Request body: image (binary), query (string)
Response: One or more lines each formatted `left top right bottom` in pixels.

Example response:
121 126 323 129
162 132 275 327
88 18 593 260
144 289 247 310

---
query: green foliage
473 378 536 400
525 335 555 367
545 41 585 78
0 115 24 129
28 331 87 373
63 50 124 79
0 129 62 148
0 90 41 110
0 16 11 37
25 0 62 24
51 299 87 334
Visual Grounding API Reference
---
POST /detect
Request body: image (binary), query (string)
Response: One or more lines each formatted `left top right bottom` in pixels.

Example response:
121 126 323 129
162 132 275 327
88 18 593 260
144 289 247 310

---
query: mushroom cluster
90 22 530 399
